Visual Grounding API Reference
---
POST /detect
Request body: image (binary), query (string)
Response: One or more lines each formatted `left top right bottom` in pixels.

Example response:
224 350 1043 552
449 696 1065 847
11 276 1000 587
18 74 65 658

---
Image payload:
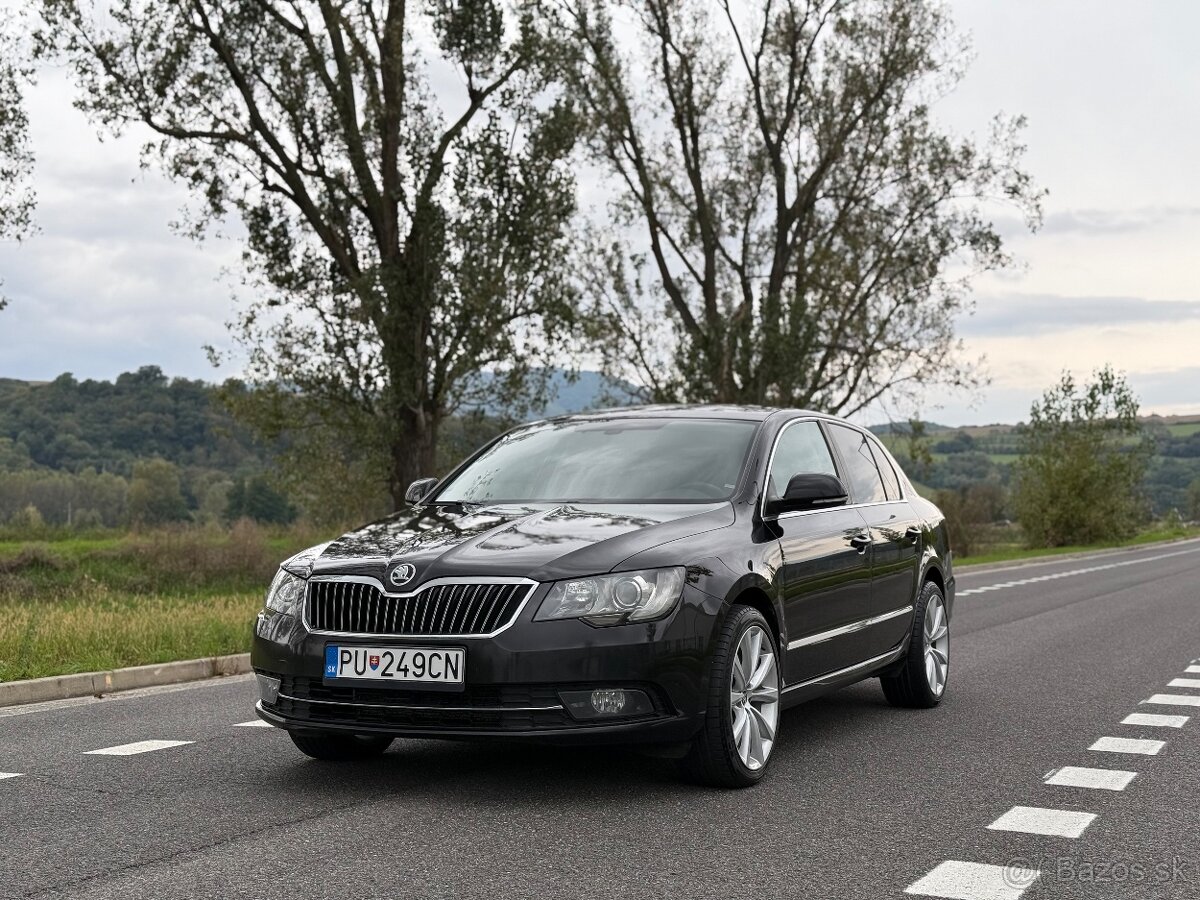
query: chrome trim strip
782 645 904 693
277 692 563 713
302 575 539 640
786 605 913 651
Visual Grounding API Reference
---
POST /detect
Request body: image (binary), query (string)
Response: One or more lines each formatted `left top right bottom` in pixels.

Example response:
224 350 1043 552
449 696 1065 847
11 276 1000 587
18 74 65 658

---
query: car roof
529 403 831 425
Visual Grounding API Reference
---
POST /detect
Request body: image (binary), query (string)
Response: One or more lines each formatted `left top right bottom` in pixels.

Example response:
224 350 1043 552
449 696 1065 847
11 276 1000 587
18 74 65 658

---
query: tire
288 731 394 761
881 580 949 709
681 605 781 788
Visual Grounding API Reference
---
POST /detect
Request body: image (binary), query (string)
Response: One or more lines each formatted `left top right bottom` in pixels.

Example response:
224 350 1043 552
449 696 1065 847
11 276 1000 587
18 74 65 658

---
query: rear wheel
681 605 781 788
881 580 949 709
288 731 394 761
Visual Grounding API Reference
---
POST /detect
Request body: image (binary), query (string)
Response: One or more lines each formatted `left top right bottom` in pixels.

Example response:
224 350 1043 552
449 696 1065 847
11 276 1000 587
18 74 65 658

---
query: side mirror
404 477 439 505
765 473 849 518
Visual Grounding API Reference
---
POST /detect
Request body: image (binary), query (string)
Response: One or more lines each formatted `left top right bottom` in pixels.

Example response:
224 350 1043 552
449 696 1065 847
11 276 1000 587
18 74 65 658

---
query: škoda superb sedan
252 406 953 787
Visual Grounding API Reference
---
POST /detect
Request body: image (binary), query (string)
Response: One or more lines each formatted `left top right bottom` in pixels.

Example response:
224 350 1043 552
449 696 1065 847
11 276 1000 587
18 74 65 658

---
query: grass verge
0 521 321 682
956 524 1200 568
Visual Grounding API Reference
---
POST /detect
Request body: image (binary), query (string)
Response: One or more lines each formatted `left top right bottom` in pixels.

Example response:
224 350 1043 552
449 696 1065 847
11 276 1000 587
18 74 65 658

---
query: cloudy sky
0 0 1196 425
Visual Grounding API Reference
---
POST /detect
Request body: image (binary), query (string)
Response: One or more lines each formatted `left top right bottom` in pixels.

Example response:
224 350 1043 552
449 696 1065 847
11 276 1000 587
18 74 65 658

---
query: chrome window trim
276 692 564 713
760 416 908 521
786 605 914 651
782 644 905 693
301 575 539 640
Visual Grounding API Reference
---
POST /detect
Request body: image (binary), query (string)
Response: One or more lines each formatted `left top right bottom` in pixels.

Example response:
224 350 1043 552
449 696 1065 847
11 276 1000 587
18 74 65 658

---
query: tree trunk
388 406 440 509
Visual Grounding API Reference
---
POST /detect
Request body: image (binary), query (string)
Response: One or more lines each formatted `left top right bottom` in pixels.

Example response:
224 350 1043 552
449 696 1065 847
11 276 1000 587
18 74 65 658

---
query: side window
868 438 903 500
769 421 838 497
826 424 887 504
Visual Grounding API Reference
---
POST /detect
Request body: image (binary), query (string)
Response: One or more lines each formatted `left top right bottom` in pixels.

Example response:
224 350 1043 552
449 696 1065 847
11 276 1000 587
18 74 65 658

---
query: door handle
905 525 922 542
849 532 871 554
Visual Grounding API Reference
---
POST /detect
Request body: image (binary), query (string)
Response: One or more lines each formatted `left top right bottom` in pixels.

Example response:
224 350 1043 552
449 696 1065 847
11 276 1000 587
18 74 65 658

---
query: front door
767 420 875 684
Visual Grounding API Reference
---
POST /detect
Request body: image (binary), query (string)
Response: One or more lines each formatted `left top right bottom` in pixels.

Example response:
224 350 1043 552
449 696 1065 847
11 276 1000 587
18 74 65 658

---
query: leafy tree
548 0 1042 410
9 503 44 530
1014 367 1151 547
127 459 190 526
39 0 583 507
0 11 35 306
226 474 296 525
1188 478 1200 523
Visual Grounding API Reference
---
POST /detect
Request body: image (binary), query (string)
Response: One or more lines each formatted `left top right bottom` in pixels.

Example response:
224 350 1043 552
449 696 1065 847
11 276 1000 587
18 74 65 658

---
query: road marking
905 860 1040 899
233 720 272 728
0 772 22 781
1089 736 1165 755
1186 665 1200 674
1122 712 1189 728
1143 693 1200 707
987 805 1096 838
84 740 194 756
955 546 1200 597
1044 766 1137 791
1167 678 1200 689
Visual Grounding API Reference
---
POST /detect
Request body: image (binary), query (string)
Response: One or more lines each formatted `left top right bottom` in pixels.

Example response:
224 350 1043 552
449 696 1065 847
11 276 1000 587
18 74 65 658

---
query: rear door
770 420 874 684
824 425 922 658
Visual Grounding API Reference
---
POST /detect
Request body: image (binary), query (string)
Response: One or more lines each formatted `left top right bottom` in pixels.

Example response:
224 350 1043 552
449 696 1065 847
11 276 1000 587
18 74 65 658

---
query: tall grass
0 521 331 681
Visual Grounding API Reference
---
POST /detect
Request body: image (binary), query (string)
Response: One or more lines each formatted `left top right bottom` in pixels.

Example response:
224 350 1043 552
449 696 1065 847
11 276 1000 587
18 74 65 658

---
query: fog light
256 673 281 704
592 689 626 714
559 688 655 720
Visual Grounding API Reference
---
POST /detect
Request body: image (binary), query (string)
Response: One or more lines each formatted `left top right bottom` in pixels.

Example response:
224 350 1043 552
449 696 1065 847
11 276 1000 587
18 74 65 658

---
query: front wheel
681 605 781 788
881 580 949 709
289 731 394 761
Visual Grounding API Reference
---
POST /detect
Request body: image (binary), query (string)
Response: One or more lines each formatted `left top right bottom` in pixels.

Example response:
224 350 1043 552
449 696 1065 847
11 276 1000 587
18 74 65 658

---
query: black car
252 405 954 787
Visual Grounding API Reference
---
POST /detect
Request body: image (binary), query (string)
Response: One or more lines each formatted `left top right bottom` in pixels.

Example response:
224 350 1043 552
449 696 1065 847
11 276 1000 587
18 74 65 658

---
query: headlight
264 569 306 615
535 567 685 625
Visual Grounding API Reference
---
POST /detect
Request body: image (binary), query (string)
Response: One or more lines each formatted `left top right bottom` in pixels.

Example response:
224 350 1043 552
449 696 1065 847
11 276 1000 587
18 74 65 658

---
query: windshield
435 417 758 503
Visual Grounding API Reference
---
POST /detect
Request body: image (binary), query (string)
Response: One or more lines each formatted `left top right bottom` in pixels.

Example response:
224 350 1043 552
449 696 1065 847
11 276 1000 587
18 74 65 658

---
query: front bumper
251 582 721 744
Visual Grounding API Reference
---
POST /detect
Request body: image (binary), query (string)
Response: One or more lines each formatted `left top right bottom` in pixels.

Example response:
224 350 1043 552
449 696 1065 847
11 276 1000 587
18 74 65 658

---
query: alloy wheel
923 594 949 697
729 624 780 770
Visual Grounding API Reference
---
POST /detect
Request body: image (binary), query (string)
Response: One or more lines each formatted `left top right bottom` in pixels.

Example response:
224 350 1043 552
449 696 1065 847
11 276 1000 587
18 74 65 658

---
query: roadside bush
935 484 1008 557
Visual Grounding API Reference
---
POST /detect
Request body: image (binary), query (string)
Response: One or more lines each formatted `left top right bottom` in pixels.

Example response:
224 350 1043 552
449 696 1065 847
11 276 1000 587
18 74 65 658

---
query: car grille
305 580 531 636
271 676 576 731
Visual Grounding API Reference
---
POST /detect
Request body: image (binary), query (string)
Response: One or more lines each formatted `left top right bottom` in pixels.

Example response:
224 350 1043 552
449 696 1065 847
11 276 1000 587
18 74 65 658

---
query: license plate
323 645 464 685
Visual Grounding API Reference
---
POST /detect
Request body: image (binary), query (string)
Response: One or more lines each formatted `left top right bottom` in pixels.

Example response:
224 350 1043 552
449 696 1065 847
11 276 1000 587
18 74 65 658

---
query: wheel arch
725 584 783 652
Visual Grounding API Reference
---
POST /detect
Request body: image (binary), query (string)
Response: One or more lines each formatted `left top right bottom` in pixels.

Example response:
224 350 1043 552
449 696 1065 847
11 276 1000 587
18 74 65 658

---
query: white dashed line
987 806 1096 838
955 545 1200 597
1089 736 1165 756
1143 693 1200 707
1186 665 1200 674
1044 766 1137 791
233 720 272 728
84 740 194 756
0 772 22 781
1122 712 1189 728
1167 678 1200 689
905 860 1040 899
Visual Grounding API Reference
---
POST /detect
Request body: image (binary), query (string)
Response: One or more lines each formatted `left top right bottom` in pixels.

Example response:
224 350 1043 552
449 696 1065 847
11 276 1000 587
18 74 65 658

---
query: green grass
956 524 1200 568
0 523 325 682
1166 422 1200 437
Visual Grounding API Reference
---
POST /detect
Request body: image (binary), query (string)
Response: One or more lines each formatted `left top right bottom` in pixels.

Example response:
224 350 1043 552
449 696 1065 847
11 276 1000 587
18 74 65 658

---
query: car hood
284 502 734 588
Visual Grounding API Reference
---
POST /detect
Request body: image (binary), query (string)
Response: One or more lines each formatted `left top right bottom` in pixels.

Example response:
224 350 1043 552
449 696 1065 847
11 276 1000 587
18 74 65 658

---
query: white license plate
323 645 464 684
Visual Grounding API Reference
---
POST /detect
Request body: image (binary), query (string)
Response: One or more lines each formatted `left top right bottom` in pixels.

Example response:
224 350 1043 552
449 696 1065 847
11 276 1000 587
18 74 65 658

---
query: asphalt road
3 539 1200 900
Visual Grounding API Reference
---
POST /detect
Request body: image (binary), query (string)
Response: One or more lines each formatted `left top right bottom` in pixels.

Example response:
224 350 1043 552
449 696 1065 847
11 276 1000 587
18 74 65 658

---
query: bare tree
39 0 581 506
550 0 1043 413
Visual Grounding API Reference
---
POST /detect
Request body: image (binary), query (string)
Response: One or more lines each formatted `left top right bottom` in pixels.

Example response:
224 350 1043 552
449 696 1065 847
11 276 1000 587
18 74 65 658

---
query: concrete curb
956 535 1200 577
0 653 252 709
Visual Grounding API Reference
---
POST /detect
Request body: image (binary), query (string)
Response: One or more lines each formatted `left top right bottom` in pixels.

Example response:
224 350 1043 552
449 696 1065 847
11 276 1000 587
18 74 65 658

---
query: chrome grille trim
302 575 538 639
